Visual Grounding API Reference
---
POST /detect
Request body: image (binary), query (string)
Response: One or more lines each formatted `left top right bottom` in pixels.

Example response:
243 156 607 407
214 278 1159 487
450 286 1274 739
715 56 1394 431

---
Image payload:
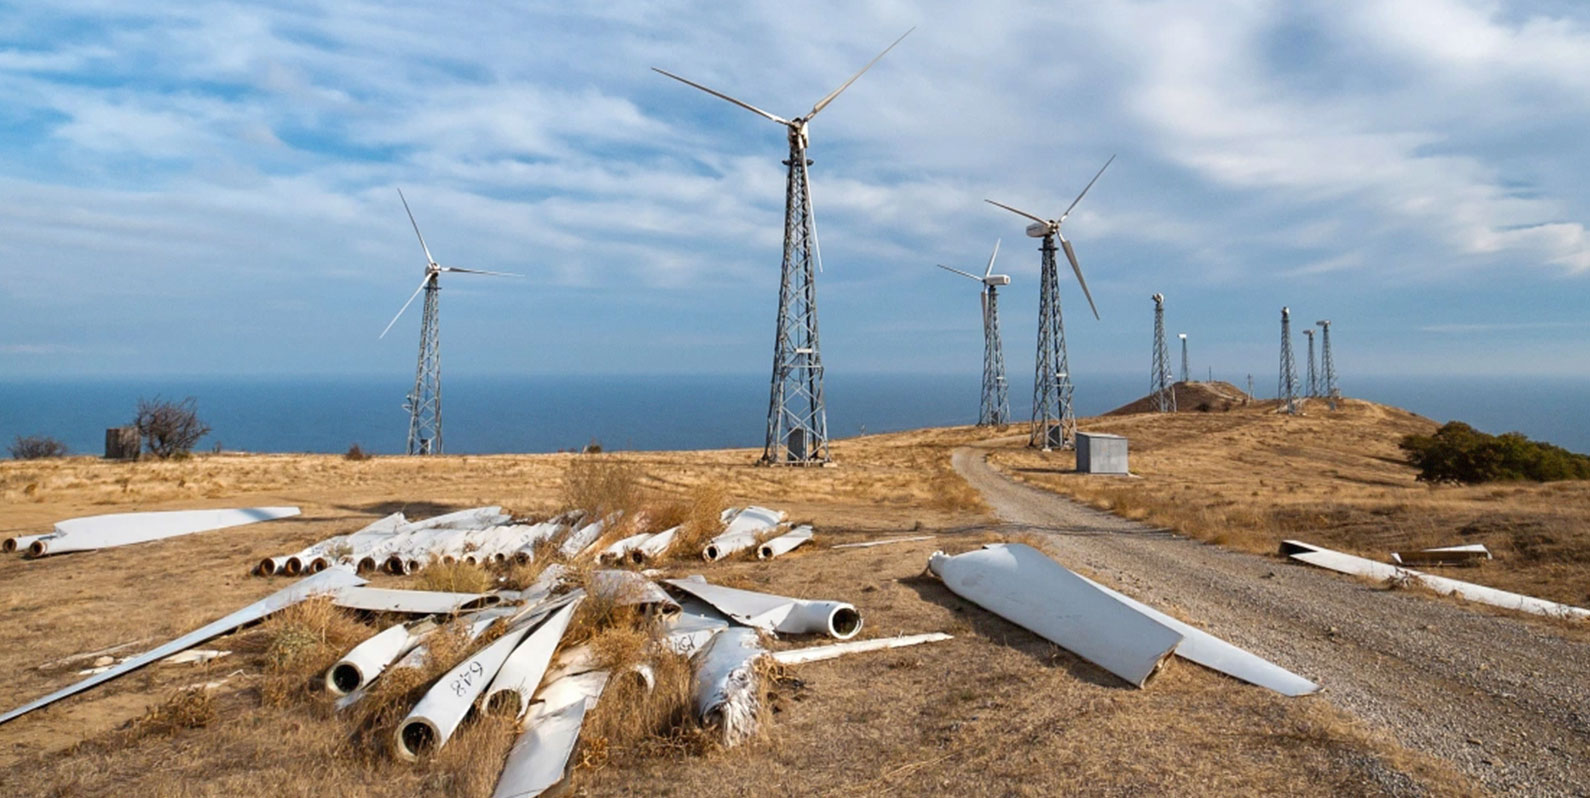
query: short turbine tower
1317 319 1339 410
1150 294 1175 413
380 190 521 455
987 156 1114 450
936 240 1011 426
654 30 912 466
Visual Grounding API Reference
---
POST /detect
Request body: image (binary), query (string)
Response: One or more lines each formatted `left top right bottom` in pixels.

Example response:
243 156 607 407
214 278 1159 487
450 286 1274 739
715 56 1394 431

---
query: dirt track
954 446 1590 797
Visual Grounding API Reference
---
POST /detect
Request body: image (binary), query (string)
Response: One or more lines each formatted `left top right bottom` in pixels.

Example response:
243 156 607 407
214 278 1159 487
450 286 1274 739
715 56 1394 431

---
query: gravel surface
954 446 1590 797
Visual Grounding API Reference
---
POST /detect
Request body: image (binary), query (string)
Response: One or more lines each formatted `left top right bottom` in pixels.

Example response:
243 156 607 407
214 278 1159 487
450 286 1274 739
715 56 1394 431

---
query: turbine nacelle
984 274 1011 287
1024 221 1053 238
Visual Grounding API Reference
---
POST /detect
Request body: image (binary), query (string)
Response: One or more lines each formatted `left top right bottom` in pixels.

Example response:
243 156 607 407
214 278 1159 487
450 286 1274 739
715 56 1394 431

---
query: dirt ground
991 397 1590 609
0 424 1488 796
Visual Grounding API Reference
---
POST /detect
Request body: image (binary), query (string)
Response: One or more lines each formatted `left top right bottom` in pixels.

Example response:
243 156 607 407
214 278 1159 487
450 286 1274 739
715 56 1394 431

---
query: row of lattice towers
1278 308 1339 413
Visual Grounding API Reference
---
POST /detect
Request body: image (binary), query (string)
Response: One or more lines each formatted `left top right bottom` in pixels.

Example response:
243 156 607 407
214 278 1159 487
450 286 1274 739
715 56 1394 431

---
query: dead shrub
344 443 372 461
666 483 727 562
125 687 217 739
256 597 373 706
9 435 68 460
417 561 494 594
133 395 211 459
562 456 641 517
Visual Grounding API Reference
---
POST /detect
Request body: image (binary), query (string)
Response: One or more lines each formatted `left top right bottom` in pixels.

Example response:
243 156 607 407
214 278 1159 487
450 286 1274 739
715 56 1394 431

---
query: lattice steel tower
1150 294 1176 413
380 189 520 455
987 156 1115 450
1303 327 1318 398
654 30 912 466
936 240 1010 426
1317 319 1339 410
1178 333 1189 383
1278 306 1299 415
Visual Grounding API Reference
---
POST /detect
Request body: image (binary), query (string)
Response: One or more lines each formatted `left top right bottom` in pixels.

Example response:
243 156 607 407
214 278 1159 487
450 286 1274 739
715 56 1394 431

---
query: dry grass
0 424 1485 795
416 561 495 594
989 398 1590 607
562 456 642 517
664 482 727 562
122 686 218 740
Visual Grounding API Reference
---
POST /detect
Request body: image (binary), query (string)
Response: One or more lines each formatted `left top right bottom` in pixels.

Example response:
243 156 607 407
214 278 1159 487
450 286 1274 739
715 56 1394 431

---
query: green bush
1399 422 1590 484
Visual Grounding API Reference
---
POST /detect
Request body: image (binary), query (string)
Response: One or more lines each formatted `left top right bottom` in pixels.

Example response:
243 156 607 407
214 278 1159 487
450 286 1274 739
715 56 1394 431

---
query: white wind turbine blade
984 199 1049 227
936 264 982 281
1058 154 1115 224
1058 233 1100 320
397 188 437 266
984 238 1001 278
807 27 915 120
380 275 431 339
650 68 791 126
438 266 523 277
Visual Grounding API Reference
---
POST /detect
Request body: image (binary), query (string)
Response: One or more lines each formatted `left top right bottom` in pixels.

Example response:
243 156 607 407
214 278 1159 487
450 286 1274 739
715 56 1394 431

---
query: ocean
2 373 1587 457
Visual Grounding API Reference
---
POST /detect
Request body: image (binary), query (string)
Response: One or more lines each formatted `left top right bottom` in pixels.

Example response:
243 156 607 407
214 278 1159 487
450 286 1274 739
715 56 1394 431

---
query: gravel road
953 446 1590 797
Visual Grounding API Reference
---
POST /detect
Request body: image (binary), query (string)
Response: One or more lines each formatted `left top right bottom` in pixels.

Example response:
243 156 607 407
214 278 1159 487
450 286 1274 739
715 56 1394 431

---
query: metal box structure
1075 432 1128 474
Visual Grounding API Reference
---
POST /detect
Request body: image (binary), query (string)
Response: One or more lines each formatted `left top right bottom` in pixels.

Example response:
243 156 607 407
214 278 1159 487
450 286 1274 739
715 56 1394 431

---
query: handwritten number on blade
451 660 485 697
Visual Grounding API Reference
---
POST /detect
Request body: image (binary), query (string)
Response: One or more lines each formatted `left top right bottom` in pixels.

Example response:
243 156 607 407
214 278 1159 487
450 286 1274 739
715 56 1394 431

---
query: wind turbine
654 29 913 466
986 155 1114 450
936 239 1011 426
379 189 520 455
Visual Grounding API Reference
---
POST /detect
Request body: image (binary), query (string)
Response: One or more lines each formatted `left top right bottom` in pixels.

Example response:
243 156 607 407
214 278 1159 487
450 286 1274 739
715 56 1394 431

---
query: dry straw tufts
579 633 706 766
417 560 494 594
562 456 642 517
665 483 728 562
125 686 218 740
256 597 373 707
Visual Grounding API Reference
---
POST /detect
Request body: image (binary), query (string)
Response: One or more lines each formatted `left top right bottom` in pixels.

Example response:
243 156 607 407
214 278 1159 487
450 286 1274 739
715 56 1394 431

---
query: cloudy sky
3 0 1588 383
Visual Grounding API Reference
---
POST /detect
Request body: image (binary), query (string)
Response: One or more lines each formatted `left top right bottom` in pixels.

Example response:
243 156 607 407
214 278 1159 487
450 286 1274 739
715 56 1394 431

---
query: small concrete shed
1076 432 1128 474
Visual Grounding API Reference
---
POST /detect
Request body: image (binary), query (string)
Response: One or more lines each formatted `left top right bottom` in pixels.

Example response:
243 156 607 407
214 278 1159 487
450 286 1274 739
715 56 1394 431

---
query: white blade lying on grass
832 535 934 550
492 671 610 798
1282 540 1590 620
29 506 302 557
588 570 679 616
331 586 499 615
0 567 365 727
758 526 814 559
771 632 953 665
485 600 581 719
692 626 766 746
629 525 680 563
326 620 434 696
662 576 862 639
927 544 1182 688
702 506 787 561
394 620 537 761
597 532 653 564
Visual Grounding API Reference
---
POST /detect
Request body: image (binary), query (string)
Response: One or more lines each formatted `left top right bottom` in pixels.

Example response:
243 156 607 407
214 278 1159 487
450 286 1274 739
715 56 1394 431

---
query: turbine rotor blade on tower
397 188 436 267
806 27 915 120
984 199 1049 227
1058 234 1100 320
801 156 824 273
936 264 982 281
984 238 1001 278
1058 154 1116 224
379 275 431 339
650 68 791 126
438 266 523 277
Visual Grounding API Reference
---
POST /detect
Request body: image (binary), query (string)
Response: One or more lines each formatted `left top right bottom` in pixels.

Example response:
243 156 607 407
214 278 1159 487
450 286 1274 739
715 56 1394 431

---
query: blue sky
2 0 1588 384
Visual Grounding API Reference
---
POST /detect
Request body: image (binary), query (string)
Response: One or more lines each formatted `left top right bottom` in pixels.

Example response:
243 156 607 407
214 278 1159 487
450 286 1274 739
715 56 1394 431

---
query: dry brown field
991 395 1590 610
0 423 1488 796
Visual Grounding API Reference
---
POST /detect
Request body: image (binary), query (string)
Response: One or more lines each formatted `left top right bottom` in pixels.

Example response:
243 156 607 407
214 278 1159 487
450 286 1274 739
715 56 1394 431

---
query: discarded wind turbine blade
702 506 786 561
0 567 365 727
397 187 436 266
936 264 982 282
831 535 933 549
325 621 423 696
807 27 914 119
985 238 1001 278
1058 153 1115 223
438 266 523 277
484 600 582 719
394 619 537 761
771 632 953 665
379 276 430 339
927 544 1181 688
1059 235 1100 320
692 626 766 746
1070 572 1319 696
984 198 1049 227
29 507 301 558
650 67 790 125
662 577 861 639
491 672 608 798
758 526 814 559
331 586 499 615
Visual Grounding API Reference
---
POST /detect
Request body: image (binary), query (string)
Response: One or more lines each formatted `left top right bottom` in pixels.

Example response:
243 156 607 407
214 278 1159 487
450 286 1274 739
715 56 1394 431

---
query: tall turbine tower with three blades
1150 293 1175 413
937 240 1011 426
654 29 912 466
987 156 1114 449
1278 306 1299 415
380 190 521 455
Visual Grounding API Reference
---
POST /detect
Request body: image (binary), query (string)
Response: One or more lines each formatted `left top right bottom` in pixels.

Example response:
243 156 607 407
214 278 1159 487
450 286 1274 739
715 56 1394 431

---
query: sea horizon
2 373 1587 457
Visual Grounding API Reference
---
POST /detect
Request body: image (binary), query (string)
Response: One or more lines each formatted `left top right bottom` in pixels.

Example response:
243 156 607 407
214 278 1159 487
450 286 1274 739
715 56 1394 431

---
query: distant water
1 374 1586 456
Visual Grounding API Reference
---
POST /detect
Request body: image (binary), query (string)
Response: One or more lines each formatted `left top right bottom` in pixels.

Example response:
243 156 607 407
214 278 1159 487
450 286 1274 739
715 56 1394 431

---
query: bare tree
9 435 68 460
134 396 211 459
